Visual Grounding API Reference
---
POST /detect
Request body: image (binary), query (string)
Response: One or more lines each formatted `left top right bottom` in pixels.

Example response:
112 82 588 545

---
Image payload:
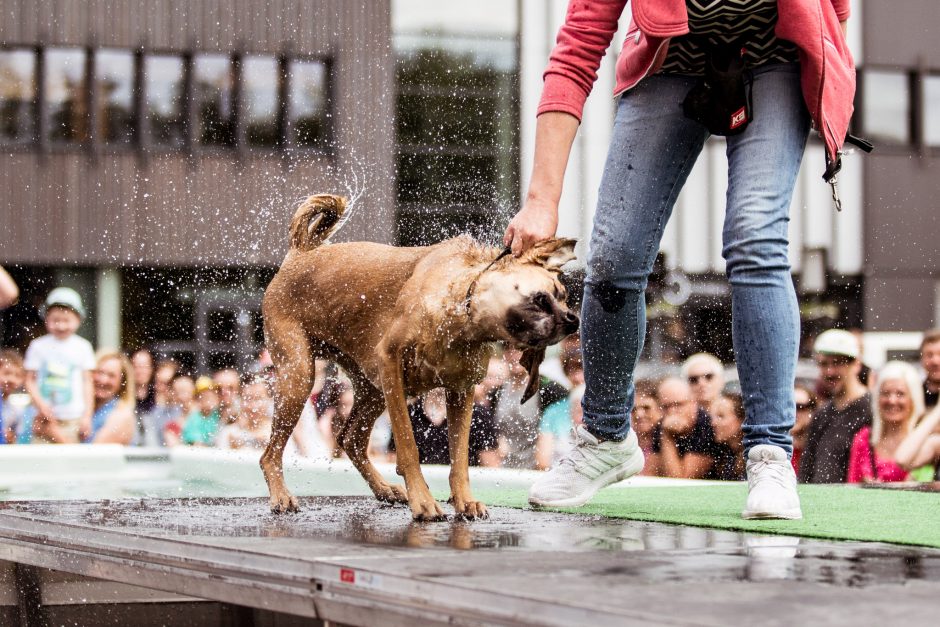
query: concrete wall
0 0 397 267
862 0 940 331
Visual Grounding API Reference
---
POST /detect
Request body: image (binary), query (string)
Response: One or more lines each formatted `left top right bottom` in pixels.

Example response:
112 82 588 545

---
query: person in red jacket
507 0 855 519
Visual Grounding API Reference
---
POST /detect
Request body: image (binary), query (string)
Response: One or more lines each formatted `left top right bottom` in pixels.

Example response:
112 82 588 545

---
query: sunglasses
687 373 716 384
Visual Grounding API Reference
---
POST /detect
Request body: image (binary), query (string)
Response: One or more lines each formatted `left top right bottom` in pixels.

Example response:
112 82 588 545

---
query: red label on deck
340 568 355 584
730 107 747 129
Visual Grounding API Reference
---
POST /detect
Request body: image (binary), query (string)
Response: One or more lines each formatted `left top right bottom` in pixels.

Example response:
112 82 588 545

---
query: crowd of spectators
2 283 940 486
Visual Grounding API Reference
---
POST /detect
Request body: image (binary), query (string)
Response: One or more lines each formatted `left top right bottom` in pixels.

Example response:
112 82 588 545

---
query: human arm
658 432 713 479
24 370 70 442
658 417 708 478
895 405 940 470
90 402 135 444
534 433 555 471
845 429 869 483
0 267 18 309
504 0 625 254
477 449 502 468
641 451 661 477
503 112 580 255
290 427 309 457
24 370 54 423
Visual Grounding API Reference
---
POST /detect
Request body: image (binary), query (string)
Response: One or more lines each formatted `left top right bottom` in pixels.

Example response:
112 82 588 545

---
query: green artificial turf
469 484 940 548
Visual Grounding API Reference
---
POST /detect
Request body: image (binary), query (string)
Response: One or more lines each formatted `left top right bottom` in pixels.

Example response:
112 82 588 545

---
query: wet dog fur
260 194 579 520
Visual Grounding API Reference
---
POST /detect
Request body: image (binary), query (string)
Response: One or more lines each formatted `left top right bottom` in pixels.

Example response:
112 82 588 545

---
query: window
94 49 135 145
193 54 234 146
242 55 280 147
45 47 88 143
924 75 940 148
0 48 36 143
144 55 186 148
862 69 909 145
287 59 330 148
394 40 518 245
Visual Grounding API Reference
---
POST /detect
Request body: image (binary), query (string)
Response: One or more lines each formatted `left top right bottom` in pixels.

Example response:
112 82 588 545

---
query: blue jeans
581 63 809 456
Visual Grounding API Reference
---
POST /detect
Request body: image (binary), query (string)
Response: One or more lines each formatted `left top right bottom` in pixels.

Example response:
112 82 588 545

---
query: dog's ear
522 238 577 272
519 347 545 405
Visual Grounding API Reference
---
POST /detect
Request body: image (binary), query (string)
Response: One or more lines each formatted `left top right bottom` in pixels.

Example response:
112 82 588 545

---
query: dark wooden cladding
0 0 396 266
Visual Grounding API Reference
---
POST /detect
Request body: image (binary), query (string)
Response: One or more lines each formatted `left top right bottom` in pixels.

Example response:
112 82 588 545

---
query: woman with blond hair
895 390 940 481
83 350 136 445
846 361 922 483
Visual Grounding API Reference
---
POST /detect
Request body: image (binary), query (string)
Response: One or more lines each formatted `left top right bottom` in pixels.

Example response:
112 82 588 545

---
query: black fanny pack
682 42 753 136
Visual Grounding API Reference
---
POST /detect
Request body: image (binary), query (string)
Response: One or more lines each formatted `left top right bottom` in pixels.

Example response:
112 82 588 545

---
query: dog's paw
410 497 447 522
269 493 300 514
453 500 489 520
374 483 409 504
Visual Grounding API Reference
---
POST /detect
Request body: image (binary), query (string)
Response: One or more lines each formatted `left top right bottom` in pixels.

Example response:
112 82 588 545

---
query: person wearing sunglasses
681 353 725 418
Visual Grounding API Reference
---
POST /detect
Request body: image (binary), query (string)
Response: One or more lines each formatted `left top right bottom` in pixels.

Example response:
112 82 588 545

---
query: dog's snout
562 311 580 334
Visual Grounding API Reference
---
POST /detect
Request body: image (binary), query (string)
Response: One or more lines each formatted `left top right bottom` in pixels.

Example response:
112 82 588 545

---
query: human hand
78 416 92 440
503 197 559 256
661 415 686 436
35 402 54 421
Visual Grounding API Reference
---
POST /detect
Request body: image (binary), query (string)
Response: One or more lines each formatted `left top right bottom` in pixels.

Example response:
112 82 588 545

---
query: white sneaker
528 425 645 508
742 445 802 520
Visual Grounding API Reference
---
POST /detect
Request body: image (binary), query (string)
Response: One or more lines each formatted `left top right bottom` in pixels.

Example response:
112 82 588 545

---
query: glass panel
398 208 491 247
0 49 36 143
924 75 940 147
392 0 518 38
45 47 88 143
144 55 186 148
862 70 909 144
242 55 280 147
193 54 235 146
287 59 329 148
94 49 135 144
397 92 498 146
397 153 497 204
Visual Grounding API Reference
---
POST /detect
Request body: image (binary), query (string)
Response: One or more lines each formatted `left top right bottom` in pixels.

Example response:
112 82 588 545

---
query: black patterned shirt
659 0 799 75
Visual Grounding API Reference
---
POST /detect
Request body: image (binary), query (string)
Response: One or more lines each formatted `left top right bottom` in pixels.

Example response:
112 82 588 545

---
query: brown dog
260 194 579 521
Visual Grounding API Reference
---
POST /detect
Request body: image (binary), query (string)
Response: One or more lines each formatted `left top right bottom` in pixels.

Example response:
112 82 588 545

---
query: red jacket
539 0 854 177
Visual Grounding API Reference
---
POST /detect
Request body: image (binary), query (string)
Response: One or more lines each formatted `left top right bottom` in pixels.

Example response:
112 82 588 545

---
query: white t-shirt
24 334 96 421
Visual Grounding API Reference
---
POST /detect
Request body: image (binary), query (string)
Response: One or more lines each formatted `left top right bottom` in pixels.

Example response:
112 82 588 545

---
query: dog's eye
532 292 552 312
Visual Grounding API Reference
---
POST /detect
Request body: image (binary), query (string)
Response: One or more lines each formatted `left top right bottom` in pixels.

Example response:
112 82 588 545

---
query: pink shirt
846 427 909 483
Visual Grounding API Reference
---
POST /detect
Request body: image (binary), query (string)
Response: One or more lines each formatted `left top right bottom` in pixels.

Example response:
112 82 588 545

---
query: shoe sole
528 451 645 509
741 508 803 520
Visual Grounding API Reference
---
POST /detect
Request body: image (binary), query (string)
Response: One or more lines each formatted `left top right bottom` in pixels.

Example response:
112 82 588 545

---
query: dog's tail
288 194 349 251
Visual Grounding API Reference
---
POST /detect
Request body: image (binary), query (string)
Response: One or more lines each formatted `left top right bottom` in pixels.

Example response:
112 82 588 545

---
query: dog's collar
461 246 513 315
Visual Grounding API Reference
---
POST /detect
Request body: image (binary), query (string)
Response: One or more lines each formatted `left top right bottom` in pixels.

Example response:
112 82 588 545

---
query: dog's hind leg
335 373 408 505
260 320 313 514
445 388 488 520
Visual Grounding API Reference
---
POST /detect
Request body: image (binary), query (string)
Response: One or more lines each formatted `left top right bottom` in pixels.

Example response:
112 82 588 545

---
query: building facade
0 0 396 371
859 0 940 332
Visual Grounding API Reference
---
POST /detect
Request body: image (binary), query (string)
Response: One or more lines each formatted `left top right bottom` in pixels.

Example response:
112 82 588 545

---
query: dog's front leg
380 355 446 522
446 388 488 520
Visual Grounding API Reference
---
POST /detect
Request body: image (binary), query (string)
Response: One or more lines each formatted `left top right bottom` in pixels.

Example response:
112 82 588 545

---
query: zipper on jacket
612 37 669 99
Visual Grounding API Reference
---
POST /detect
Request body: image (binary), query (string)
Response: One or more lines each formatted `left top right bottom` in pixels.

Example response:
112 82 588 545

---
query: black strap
846 134 874 153
462 246 513 313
